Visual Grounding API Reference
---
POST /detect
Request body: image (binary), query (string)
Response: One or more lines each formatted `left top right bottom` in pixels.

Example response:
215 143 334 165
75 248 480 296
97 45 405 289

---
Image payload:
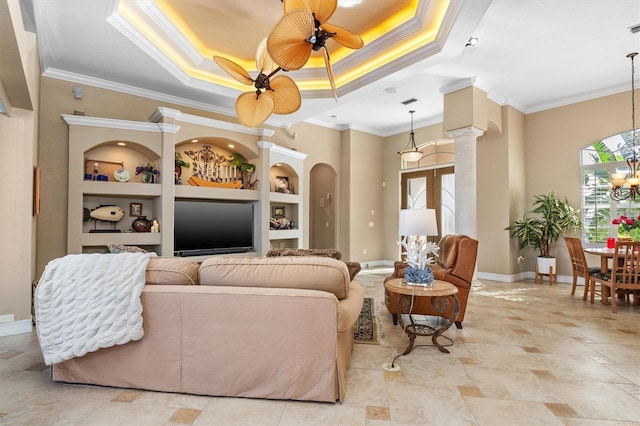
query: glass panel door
400 166 455 240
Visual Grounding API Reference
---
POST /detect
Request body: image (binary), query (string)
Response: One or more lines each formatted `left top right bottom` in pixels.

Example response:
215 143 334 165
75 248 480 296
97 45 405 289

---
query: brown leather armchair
384 234 478 329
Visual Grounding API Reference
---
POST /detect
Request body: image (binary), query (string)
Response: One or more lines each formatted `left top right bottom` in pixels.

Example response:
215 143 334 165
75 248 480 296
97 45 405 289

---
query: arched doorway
310 163 336 249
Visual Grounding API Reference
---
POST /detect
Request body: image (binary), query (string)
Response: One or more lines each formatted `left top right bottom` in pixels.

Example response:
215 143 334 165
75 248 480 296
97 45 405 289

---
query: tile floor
1 269 639 425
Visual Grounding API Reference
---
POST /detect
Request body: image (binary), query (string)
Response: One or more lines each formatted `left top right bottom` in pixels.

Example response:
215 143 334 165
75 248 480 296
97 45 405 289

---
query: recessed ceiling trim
107 10 192 86
134 0 203 67
115 0 452 100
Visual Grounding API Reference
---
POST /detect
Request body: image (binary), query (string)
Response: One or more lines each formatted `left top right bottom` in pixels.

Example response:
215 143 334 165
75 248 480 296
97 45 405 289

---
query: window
581 130 640 247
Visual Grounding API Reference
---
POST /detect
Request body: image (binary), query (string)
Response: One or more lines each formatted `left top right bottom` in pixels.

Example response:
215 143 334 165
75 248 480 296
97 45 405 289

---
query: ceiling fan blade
213 56 254 86
321 22 364 50
283 0 312 14
270 75 302 114
284 0 337 25
323 47 337 100
267 9 315 71
235 91 276 127
256 37 274 74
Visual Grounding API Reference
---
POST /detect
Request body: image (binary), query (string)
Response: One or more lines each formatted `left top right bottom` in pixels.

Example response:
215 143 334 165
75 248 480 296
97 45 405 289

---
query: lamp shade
399 208 438 236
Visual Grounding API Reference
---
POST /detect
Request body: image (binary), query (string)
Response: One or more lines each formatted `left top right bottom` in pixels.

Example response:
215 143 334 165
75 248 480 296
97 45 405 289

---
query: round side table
384 278 459 360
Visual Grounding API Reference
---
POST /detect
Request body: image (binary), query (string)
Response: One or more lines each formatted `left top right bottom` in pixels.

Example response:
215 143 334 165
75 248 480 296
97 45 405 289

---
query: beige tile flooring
1 269 639 425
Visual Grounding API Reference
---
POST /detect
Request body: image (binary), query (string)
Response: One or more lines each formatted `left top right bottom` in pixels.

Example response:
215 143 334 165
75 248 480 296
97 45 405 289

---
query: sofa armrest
337 281 364 333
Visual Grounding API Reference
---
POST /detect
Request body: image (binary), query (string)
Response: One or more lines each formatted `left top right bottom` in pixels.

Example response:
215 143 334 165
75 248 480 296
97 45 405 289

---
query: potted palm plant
506 192 584 273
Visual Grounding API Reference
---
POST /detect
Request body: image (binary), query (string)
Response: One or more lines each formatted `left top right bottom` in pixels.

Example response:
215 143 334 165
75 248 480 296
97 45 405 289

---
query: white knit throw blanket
35 252 155 365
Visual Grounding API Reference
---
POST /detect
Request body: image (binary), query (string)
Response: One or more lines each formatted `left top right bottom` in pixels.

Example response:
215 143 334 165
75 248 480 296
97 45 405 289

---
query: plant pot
537 256 556 275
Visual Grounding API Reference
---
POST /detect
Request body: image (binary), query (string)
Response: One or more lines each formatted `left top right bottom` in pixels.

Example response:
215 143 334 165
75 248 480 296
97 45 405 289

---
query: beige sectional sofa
51 256 364 403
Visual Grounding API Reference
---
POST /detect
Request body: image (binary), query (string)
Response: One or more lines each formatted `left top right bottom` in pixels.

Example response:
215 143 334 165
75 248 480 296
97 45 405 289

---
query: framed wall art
129 202 142 217
272 206 285 218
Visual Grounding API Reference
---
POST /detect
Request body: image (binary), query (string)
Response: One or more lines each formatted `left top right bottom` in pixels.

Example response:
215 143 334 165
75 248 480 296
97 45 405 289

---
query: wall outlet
363 249 367 255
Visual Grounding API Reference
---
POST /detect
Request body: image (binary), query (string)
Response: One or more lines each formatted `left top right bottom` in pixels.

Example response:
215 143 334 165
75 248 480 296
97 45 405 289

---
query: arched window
581 130 640 246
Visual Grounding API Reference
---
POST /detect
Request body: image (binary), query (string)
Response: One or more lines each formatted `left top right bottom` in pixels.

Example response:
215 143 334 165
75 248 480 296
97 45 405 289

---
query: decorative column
445 126 484 239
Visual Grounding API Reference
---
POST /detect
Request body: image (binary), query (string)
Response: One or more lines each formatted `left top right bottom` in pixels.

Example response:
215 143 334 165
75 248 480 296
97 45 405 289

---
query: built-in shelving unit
64 109 307 257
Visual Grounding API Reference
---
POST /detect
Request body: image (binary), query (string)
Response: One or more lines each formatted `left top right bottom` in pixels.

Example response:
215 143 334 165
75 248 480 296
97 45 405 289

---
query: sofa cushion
265 248 361 280
146 257 199 285
199 256 350 300
437 235 458 269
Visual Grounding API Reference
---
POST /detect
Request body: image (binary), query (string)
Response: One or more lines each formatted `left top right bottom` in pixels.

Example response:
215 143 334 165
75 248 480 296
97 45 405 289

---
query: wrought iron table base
393 293 460 363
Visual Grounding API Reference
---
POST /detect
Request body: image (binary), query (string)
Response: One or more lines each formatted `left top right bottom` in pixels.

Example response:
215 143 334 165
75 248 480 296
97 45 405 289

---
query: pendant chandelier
399 110 423 162
609 52 640 201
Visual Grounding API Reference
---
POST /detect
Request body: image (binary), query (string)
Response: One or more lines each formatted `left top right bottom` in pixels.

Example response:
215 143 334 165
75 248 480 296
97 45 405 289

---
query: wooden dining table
583 247 615 274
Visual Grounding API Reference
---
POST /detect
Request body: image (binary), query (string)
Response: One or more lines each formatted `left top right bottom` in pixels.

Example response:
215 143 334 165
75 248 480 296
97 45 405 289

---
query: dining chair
589 240 640 313
564 237 602 301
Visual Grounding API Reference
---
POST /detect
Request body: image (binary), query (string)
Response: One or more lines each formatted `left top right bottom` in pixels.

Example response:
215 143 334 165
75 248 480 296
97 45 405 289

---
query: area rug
354 297 380 344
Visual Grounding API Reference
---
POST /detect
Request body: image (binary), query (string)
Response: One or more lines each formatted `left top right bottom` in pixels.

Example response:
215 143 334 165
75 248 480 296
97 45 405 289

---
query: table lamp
398 208 439 285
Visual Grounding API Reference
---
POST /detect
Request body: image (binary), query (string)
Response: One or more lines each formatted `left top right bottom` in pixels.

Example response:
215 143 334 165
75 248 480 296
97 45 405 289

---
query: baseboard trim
0 318 33 337
476 271 575 284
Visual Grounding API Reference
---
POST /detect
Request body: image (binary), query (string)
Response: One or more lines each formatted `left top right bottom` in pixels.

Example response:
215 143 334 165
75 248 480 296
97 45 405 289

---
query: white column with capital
446 126 484 239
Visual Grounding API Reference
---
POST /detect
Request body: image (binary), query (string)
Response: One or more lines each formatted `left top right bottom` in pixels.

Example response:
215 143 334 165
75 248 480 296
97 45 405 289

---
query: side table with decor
384 278 459 363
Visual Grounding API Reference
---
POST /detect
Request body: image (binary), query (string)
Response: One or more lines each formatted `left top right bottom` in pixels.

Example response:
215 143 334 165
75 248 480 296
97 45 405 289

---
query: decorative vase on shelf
404 266 435 286
143 173 154 184
132 216 152 232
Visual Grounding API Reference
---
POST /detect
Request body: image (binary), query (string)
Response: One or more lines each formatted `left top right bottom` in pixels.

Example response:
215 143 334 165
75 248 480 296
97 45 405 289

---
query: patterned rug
354 297 379 344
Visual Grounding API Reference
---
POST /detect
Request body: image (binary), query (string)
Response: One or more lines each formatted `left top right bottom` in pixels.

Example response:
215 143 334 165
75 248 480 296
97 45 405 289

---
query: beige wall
347 129 384 262
477 104 524 276
521 91 634 276
0 0 40 328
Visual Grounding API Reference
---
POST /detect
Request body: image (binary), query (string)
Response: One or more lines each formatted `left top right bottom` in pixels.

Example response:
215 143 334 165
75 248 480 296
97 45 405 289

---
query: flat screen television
174 199 254 256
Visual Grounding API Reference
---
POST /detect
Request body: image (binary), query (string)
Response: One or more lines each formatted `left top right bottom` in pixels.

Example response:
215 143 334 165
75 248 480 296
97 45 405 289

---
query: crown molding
440 77 490 95
151 107 275 137
525 82 632 114
134 0 204 67
43 67 236 114
257 141 308 160
62 113 180 133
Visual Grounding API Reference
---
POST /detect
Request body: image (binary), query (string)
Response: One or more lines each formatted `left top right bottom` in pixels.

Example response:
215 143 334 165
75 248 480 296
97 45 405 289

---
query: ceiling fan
267 0 364 99
213 38 301 127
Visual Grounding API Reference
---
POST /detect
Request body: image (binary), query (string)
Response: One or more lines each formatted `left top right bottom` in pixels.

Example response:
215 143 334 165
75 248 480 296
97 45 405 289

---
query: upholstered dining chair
564 236 602 302
589 240 640 313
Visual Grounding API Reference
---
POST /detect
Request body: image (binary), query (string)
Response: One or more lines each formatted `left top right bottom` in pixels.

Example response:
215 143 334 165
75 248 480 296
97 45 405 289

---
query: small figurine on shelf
229 153 256 189
136 163 159 184
174 153 190 185
151 219 159 233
